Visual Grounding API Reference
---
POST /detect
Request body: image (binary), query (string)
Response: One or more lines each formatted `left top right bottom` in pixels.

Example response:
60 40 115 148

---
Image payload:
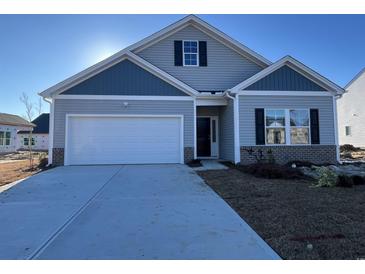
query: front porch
196 105 234 162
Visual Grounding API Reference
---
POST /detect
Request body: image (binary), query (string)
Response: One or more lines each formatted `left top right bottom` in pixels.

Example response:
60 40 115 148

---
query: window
0 131 4 146
183 41 198 66
23 137 35 146
345 126 351 136
265 109 286 144
264 109 311 145
290 110 310 144
0 131 11 146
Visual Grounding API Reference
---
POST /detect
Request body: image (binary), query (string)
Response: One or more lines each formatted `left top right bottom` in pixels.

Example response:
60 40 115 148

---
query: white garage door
65 115 183 165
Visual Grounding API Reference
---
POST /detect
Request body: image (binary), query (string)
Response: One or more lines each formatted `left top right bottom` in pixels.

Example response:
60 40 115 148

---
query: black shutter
174 40 183 66
199 41 207 66
255 108 265 145
310 109 320 144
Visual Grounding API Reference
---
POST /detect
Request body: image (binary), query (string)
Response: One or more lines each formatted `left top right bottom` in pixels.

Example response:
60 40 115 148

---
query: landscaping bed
0 152 48 187
197 167 365 259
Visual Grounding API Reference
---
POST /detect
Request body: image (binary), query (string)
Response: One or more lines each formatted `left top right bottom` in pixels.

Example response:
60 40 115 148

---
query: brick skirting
184 147 194 163
52 148 65 166
240 145 337 165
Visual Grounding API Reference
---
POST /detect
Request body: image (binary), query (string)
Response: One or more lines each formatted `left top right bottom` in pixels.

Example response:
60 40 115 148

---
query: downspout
333 94 342 164
225 90 240 164
42 96 53 166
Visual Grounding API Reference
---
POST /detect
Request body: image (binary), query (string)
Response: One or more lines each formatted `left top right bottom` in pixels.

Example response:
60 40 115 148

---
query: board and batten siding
219 100 235 161
61 60 188 96
136 25 263 91
244 65 327 91
239 95 335 146
53 99 194 148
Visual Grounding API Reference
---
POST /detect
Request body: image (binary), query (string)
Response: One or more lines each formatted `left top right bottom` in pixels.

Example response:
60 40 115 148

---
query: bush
240 163 303 179
336 175 353 188
38 156 48 169
187 159 202 168
352 175 365 185
340 144 360 152
313 167 337 187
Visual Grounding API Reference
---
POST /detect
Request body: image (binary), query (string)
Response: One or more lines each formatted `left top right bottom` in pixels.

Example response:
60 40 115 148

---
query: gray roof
0 113 35 127
18 113 49 134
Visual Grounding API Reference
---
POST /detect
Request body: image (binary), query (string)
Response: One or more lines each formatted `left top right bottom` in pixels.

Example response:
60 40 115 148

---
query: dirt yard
197 168 365 260
0 152 47 187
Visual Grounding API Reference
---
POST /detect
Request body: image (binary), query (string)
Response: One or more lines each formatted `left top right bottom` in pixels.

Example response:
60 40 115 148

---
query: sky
0 14 364 117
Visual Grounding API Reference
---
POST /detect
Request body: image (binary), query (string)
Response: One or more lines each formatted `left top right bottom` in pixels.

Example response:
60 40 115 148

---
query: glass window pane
190 54 197 65
212 120 216 143
266 109 285 127
290 110 309 126
291 128 309 144
5 132 11 138
266 128 286 144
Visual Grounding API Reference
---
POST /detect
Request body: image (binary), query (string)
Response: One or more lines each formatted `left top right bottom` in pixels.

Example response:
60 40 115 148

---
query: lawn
197 167 365 259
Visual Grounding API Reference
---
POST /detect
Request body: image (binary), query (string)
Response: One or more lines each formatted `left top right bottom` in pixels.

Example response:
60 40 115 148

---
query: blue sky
0 14 364 116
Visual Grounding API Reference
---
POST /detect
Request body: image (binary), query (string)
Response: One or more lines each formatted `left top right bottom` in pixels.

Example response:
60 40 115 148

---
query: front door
197 117 211 157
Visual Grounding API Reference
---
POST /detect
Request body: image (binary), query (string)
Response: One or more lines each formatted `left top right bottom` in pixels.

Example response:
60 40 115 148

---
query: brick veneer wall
240 145 337 165
184 147 194 163
52 148 64 166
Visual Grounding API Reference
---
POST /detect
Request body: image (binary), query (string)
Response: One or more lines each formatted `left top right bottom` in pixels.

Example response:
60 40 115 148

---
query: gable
136 25 264 91
60 59 188 96
244 65 327 91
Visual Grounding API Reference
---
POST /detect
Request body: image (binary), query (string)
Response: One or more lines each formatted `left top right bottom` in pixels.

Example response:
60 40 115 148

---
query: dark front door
197 117 211 157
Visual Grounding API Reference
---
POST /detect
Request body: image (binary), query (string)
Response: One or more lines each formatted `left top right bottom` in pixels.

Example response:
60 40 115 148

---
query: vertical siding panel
245 65 327 91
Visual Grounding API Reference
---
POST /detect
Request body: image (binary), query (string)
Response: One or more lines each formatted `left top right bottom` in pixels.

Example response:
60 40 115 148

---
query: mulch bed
197 168 365 259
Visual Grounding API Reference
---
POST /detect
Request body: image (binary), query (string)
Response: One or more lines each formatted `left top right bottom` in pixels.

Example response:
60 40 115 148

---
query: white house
17 113 49 151
0 113 34 154
337 68 365 147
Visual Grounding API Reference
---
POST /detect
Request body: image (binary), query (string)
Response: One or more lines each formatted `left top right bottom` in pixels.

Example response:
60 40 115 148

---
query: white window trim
182 40 199 67
0 131 11 146
264 108 311 146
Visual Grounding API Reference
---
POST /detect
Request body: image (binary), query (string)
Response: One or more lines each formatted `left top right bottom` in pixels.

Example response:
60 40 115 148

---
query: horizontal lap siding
219 100 235 161
239 95 335 145
53 99 194 148
137 25 263 91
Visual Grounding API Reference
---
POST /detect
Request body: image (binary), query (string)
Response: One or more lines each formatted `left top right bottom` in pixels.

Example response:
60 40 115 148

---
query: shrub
352 175 365 185
336 175 353 188
240 163 303 179
38 155 48 169
187 159 202 168
313 167 337 187
340 144 360 152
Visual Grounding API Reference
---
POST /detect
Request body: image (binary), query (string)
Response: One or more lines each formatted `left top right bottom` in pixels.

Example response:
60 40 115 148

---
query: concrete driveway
0 165 279 259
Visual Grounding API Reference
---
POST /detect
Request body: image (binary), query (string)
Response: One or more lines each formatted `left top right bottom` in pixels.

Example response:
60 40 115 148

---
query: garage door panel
66 116 182 165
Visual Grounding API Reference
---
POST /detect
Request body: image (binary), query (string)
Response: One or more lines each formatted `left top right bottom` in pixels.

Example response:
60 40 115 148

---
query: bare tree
36 97 43 116
20 92 35 169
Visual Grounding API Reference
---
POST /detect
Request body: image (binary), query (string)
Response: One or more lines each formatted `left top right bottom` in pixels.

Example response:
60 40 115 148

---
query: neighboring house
18 113 49 151
39 15 344 166
337 68 365 148
0 113 34 154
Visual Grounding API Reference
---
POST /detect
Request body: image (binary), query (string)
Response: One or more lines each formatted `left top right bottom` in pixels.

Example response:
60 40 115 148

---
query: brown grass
197 168 365 259
0 159 40 186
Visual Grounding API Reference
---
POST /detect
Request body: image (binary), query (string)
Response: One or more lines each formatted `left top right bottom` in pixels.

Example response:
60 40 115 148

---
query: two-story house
39 15 344 166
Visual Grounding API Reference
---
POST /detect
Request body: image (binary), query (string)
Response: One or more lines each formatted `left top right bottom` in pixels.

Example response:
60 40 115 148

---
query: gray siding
137 25 263 91
61 60 187 96
53 99 194 148
219 100 235 161
245 65 326 91
239 95 335 145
